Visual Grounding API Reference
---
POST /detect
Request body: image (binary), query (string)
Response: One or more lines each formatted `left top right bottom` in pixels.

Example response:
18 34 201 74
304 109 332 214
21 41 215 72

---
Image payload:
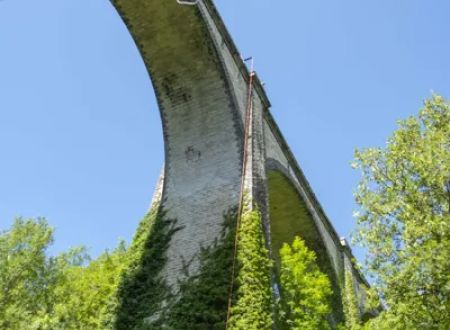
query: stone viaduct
111 0 369 327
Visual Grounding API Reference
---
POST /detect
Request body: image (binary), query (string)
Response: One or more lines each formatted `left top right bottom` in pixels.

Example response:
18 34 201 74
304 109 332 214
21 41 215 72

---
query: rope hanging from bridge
225 57 255 329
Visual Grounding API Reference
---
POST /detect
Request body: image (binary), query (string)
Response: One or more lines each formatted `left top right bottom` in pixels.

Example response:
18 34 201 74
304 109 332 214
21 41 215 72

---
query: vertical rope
225 59 255 329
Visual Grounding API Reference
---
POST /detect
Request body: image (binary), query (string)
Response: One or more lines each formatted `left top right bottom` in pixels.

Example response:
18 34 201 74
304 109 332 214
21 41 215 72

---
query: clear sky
1 0 449 260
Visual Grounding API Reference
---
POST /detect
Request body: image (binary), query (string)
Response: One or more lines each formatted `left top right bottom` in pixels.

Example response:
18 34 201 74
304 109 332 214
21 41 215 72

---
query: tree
0 218 57 329
352 94 450 329
0 217 128 329
50 242 128 329
278 236 332 330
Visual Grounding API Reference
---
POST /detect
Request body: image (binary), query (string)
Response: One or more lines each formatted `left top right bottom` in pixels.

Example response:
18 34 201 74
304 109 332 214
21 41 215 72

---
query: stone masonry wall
113 0 244 293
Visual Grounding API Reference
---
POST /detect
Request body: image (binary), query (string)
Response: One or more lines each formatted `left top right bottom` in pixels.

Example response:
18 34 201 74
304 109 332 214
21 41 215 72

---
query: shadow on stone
113 207 180 329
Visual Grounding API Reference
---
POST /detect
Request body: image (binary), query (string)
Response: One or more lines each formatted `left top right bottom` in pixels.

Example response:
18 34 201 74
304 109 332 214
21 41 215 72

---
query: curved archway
111 0 249 296
267 168 344 324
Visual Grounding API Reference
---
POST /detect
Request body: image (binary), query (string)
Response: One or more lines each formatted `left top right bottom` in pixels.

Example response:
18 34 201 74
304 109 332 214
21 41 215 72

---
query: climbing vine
341 271 362 330
228 209 273 330
104 201 274 329
160 207 274 329
111 205 180 330
161 210 237 329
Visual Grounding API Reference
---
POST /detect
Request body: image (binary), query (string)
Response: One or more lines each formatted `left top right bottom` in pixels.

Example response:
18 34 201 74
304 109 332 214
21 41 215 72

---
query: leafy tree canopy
278 236 332 330
352 94 450 329
0 217 127 329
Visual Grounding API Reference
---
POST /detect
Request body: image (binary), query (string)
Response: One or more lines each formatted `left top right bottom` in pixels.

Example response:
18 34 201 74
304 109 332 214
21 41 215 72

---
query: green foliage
114 206 272 329
112 207 179 329
0 218 127 329
0 218 57 329
228 209 273 330
352 94 450 329
162 211 236 329
2 203 366 329
277 236 332 330
341 271 362 330
52 242 128 329
226 209 272 329
0 207 274 329
268 170 344 325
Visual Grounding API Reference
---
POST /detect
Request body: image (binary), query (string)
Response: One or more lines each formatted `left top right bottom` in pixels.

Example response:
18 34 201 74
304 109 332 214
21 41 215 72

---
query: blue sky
1 0 449 261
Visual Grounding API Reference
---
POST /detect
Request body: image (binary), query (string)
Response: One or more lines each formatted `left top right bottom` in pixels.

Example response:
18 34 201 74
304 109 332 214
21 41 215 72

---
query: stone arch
111 0 246 290
266 159 344 324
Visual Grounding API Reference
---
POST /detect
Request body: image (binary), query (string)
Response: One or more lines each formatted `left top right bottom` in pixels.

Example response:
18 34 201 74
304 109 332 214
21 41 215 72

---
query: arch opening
267 170 344 324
